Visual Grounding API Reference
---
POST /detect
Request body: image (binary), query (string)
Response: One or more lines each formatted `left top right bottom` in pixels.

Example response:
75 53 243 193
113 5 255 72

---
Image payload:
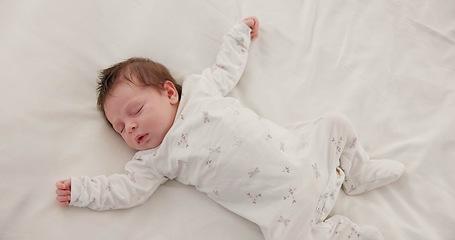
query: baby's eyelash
135 105 144 115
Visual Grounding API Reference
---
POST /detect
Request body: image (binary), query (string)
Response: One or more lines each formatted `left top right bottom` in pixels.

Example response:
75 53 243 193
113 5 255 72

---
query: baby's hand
242 16 259 40
55 179 71 207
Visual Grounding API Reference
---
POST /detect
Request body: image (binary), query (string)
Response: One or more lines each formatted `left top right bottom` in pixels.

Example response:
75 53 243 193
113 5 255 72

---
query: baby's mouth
136 133 149 144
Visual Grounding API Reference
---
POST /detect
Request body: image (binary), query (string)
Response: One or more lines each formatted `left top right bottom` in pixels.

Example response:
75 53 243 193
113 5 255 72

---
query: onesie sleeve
199 21 252 96
69 153 167 211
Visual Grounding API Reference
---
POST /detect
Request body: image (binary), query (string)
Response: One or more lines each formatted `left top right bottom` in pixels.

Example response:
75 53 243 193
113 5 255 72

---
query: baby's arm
56 155 167 211
199 17 260 96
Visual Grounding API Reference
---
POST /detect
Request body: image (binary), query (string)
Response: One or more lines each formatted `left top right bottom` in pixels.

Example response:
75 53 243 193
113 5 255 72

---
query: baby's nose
126 123 137 133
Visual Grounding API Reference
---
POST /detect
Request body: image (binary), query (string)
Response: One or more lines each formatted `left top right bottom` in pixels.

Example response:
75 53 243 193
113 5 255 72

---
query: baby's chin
130 142 161 151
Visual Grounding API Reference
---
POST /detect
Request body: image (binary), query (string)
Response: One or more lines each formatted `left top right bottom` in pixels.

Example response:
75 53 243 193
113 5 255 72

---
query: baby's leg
310 215 384 240
285 114 403 239
319 113 405 195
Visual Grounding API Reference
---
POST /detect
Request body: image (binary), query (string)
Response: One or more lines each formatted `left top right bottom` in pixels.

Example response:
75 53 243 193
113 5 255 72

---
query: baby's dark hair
97 57 182 118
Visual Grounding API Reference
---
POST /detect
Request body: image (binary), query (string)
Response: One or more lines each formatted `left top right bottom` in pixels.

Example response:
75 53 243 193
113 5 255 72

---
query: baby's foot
342 159 405 195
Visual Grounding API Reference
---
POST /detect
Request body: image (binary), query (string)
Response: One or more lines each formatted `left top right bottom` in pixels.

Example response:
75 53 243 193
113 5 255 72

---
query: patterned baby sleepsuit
70 21 404 240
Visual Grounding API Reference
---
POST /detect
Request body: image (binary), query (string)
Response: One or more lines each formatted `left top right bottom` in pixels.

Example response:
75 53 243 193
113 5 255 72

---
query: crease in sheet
407 17 455 46
335 27 350 67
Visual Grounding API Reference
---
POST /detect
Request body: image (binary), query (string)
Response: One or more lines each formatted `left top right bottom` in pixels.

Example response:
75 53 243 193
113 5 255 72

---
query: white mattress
1 0 454 239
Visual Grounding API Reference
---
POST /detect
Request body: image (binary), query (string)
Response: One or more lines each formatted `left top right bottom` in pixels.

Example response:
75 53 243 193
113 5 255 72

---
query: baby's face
104 79 179 150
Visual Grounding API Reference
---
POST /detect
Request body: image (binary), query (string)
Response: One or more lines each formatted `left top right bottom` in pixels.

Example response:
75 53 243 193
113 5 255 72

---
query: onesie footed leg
321 113 407 195
311 215 384 240
287 113 405 195
342 158 405 195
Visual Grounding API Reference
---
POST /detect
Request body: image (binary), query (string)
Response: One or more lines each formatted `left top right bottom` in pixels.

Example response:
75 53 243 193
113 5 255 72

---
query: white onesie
70 21 404 240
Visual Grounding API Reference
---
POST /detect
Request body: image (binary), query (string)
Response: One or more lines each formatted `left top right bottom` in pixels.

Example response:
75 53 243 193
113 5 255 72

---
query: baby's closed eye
134 105 144 115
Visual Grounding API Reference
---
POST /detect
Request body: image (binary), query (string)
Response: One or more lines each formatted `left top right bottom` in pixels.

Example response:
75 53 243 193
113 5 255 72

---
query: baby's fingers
58 201 70 207
55 179 71 207
56 179 71 190
250 30 259 40
56 195 71 202
242 17 259 40
56 180 65 189
56 189 71 196
244 19 254 27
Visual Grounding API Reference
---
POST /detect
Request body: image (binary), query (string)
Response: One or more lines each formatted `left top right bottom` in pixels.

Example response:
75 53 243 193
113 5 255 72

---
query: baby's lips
135 133 149 144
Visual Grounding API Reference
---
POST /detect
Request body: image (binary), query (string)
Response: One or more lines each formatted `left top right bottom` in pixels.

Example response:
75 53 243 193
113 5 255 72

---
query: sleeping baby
55 17 404 240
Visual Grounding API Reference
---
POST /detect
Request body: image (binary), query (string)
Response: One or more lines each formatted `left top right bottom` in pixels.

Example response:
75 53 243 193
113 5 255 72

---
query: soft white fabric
1 0 454 240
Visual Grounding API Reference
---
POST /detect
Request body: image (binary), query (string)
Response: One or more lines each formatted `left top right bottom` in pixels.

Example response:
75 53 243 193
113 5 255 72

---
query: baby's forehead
108 76 142 94
106 81 133 99
116 72 141 87
106 77 155 103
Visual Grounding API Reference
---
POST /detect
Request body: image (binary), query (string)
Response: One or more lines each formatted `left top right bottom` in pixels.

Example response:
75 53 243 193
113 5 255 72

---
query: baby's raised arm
55 179 71 207
195 17 260 97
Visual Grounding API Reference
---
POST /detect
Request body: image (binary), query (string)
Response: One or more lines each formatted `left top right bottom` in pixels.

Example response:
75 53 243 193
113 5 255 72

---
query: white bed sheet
1 0 454 239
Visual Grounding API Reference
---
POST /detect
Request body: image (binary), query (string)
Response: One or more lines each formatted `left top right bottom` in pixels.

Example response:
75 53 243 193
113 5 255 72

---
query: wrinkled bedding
1 0 454 239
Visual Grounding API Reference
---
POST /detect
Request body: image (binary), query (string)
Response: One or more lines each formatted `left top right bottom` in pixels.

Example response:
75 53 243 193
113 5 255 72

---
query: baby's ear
162 80 179 104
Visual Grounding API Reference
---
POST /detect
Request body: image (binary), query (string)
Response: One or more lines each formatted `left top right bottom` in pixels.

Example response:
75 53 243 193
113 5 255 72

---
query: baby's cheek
124 138 136 149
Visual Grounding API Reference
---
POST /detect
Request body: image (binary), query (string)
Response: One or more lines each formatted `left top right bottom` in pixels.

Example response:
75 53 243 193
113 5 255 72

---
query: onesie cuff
69 176 85 207
238 21 253 36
